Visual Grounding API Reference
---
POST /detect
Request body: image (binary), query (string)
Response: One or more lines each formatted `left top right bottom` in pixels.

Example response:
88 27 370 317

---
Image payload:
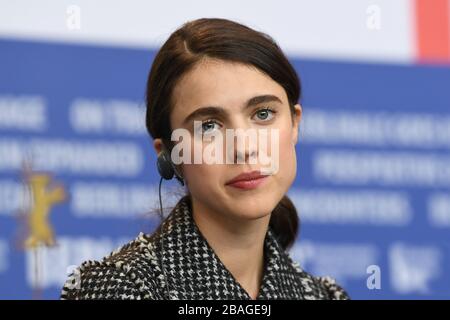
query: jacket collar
151 196 306 300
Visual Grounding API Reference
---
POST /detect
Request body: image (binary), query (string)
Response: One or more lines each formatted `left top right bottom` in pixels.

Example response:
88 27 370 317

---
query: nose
235 147 257 164
227 128 259 164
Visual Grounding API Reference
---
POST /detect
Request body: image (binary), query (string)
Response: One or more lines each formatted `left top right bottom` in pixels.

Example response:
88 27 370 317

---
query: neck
190 197 271 300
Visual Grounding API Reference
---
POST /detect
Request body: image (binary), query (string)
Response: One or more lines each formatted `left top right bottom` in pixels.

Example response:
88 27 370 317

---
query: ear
154 138 185 178
153 138 163 156
291 103 302 145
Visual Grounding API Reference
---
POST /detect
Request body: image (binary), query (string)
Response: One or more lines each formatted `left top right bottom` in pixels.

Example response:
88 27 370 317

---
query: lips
225 170 270 190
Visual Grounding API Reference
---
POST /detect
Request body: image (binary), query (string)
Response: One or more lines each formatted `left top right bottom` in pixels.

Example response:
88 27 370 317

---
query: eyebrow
182 94 283 126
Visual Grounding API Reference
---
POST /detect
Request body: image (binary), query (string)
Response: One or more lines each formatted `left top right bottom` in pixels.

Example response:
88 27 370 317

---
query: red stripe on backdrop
415 0 450 63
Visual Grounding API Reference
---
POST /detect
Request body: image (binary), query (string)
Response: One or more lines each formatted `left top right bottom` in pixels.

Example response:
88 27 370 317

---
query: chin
228 200 276 221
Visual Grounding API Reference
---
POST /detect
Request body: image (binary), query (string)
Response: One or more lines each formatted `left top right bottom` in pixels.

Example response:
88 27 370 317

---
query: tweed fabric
61 196 350 300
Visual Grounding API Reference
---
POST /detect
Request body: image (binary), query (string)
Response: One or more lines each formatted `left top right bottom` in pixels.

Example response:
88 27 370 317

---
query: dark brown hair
145 18 301 251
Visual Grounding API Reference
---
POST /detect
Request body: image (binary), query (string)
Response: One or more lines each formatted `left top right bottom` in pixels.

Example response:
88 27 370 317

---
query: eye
254 107 276 121
200 119 221 134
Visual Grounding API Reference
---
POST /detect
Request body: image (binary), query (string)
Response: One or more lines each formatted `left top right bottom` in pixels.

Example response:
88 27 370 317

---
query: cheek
183 163 222 190
276 127 297 179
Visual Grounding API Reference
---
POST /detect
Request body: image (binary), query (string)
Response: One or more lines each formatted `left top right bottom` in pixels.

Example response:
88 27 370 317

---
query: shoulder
313 275 351 300
60 233 163 300
288 257 351 300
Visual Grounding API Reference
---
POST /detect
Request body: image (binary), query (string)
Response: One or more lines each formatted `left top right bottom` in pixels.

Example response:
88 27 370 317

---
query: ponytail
269 195 299 251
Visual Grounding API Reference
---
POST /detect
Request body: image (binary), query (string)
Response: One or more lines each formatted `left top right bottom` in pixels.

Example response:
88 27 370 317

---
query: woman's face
157 58 301 221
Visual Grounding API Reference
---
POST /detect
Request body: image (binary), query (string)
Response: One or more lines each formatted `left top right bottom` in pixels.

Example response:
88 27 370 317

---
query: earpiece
156 144 184 186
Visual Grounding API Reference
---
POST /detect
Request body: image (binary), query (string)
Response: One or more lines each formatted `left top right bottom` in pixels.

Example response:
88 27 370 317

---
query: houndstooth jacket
61 196 350 300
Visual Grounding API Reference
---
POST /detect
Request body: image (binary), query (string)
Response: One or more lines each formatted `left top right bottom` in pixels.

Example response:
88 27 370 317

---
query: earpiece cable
158 176 171 300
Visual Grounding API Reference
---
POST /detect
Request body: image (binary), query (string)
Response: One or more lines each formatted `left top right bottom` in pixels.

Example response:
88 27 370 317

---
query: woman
61 18 350 300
